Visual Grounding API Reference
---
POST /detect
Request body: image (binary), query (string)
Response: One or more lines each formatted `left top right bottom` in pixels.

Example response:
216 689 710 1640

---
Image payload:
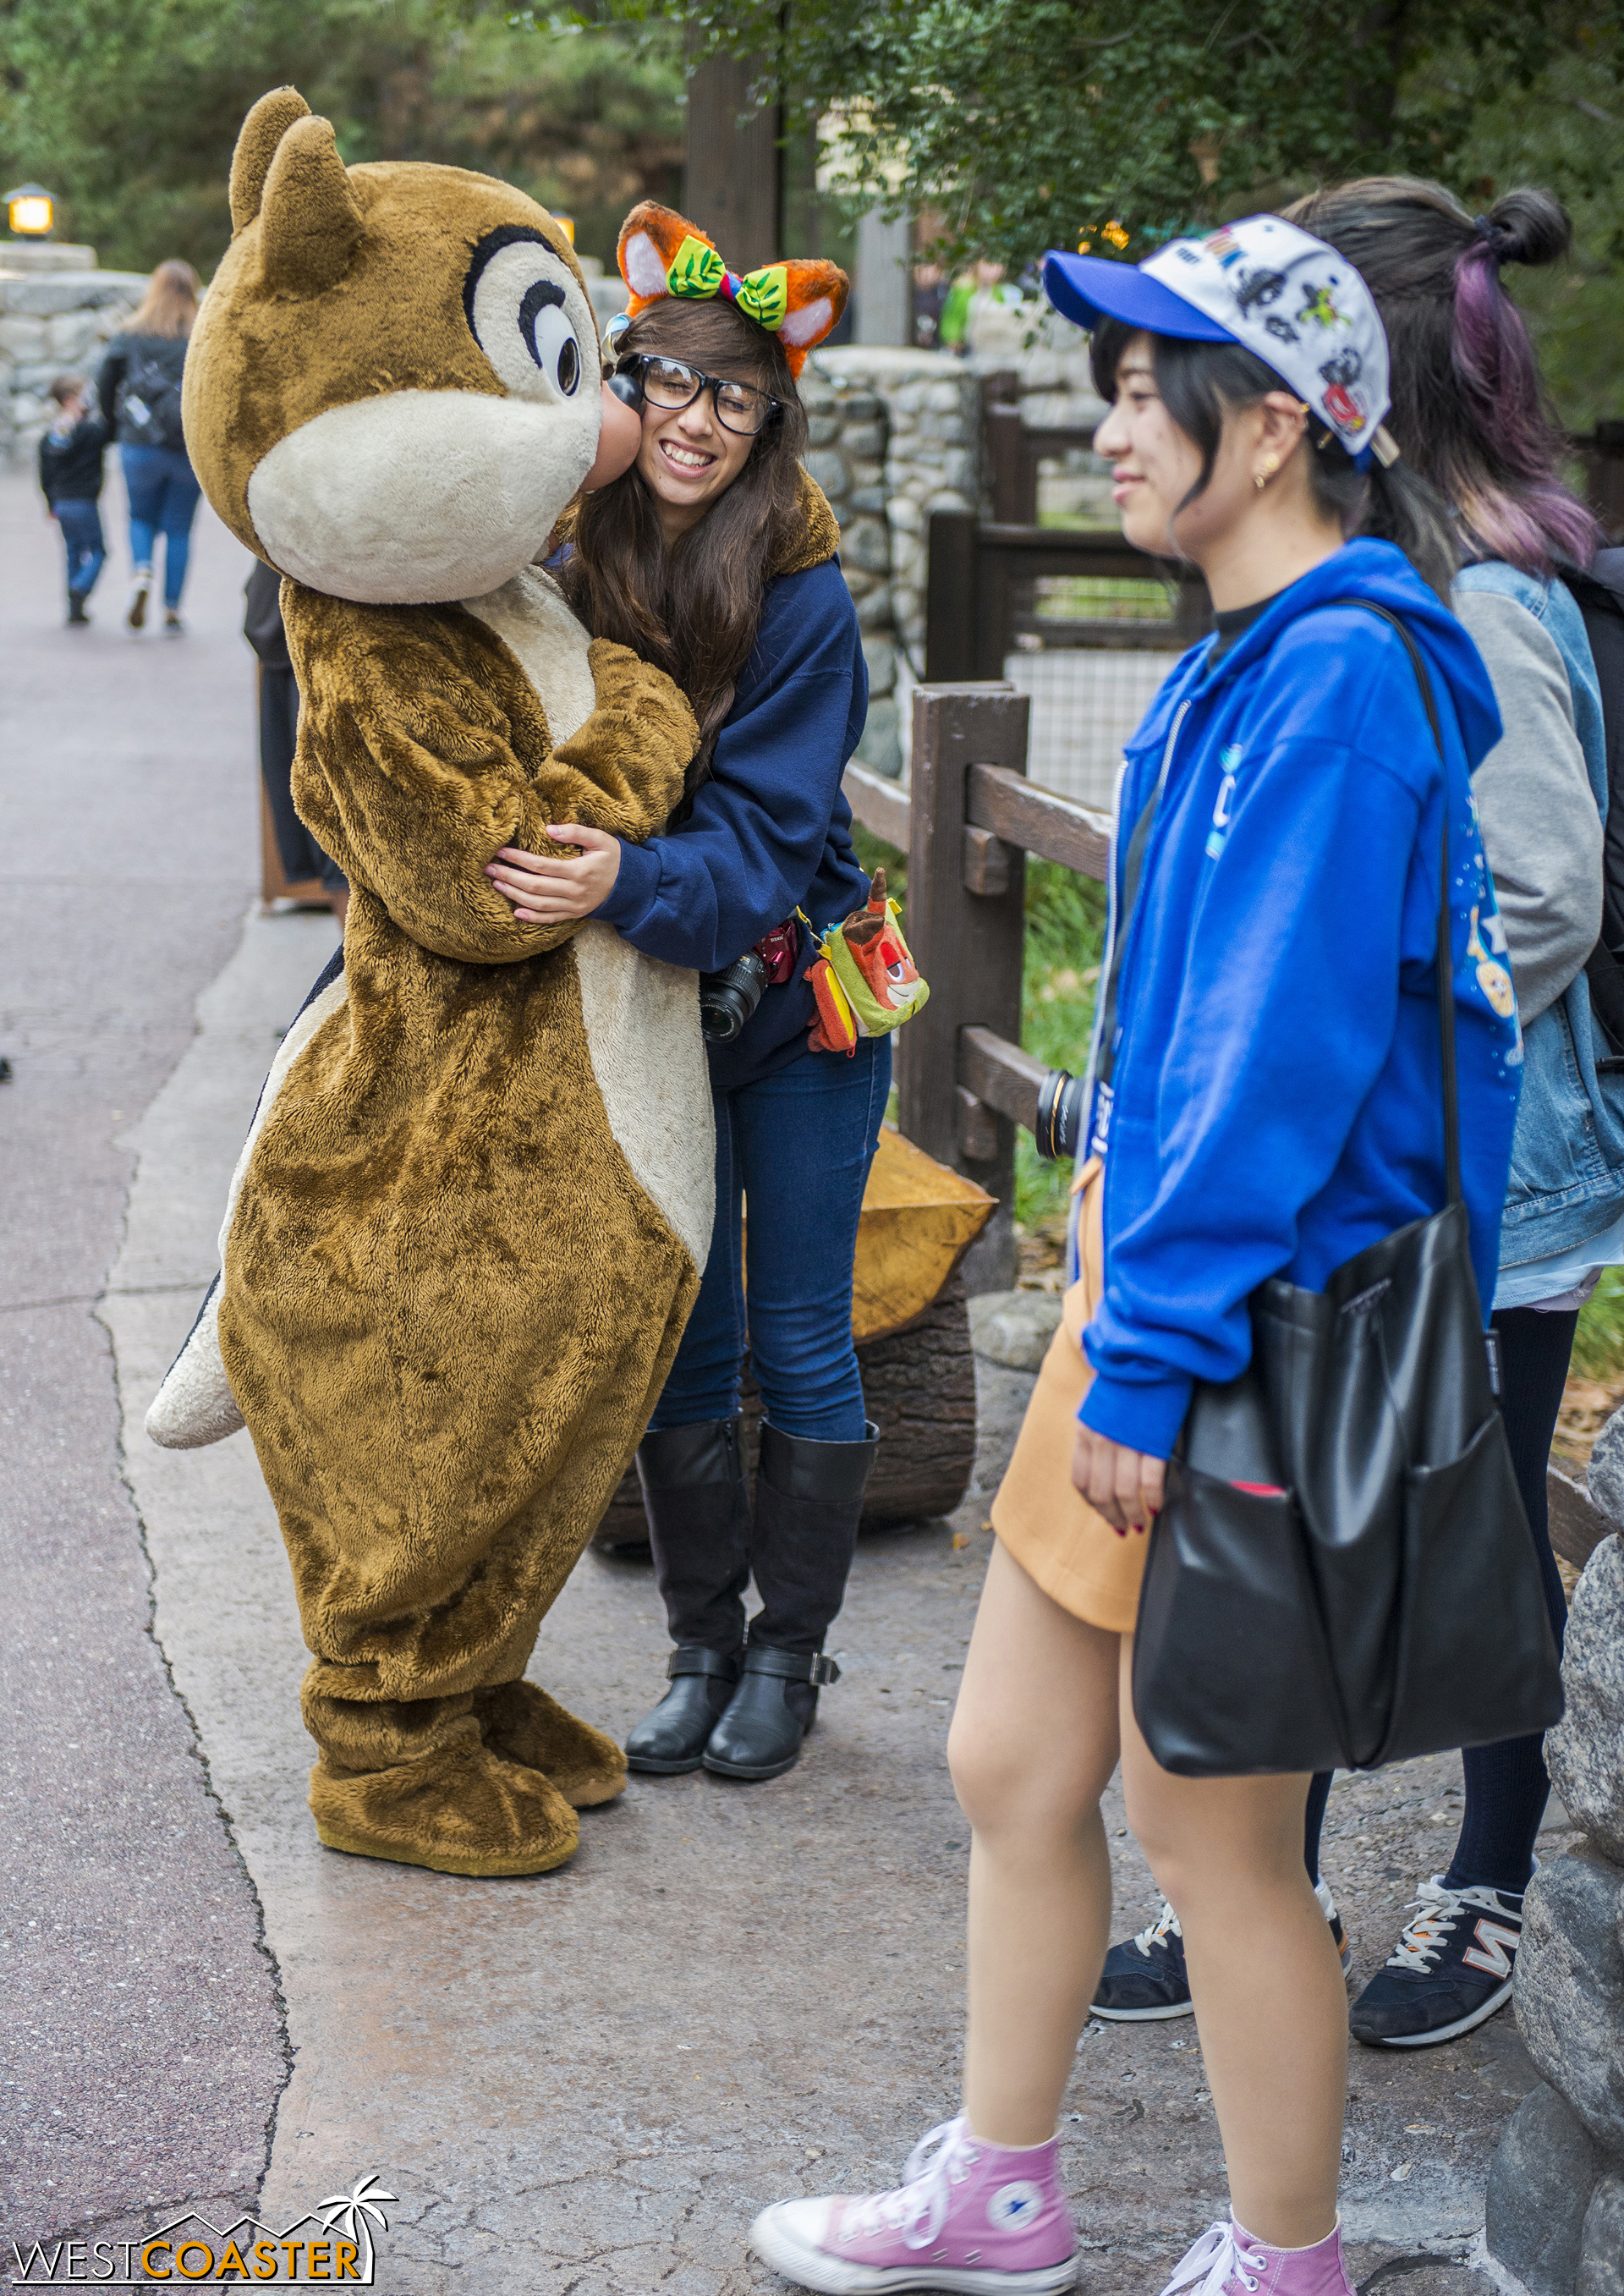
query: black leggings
1304 1304 1574 1899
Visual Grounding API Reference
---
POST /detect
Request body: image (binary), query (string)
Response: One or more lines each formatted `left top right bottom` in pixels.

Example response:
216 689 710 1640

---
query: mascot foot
310 1743 579 1876
474 1680 628 1809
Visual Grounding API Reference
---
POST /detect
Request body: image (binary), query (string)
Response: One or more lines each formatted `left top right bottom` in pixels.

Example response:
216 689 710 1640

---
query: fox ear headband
613 200 848 377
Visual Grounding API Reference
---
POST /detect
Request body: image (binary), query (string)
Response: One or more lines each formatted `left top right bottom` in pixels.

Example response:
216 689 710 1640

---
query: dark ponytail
1285 177 1600 576
1090 320 1458 601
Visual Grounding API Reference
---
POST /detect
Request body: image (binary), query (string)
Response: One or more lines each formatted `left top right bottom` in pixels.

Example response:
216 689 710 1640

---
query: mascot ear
256 113 365 297
229 86 314 233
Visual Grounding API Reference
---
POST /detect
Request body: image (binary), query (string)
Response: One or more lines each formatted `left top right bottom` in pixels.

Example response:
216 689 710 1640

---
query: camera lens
1034 1066 1087 1162
699 951 770 1042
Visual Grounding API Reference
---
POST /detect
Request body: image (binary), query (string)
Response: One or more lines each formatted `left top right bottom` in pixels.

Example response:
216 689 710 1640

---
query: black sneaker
1350 1874 1525 2048
1094 1880 1351 2022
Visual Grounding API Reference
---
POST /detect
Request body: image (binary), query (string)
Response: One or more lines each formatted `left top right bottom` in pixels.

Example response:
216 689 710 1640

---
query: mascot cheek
580 382 643 492
248 386 600 604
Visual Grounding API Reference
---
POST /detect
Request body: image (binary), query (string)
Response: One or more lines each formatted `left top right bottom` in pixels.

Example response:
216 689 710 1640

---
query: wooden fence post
898 683 1031 1293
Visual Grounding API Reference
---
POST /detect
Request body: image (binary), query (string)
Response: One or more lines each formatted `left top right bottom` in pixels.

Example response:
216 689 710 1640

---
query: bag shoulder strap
1327 597 1460 1208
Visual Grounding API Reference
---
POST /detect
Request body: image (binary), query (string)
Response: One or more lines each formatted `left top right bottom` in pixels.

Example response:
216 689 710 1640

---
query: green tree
0 0 683 275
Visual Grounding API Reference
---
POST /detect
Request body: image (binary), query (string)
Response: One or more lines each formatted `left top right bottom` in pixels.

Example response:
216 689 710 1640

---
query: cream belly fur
147 578 711 1447
462 570 714 1272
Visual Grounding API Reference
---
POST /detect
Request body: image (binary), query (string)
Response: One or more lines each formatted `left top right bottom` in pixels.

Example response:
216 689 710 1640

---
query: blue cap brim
1041 250 1236 343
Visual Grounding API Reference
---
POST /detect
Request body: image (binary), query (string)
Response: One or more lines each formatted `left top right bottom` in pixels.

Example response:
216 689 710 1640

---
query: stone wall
801 346 983 779
1486 1435 1624 2293
1 254 147 464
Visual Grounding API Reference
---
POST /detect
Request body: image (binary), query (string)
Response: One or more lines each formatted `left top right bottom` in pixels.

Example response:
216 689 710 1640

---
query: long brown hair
128 259 201 340
560 297 810 783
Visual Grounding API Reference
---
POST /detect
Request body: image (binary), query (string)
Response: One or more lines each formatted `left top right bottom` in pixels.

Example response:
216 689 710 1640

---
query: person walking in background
97 260 202 634
37 374 108 625
749 217 1520 2296
244 562 348 927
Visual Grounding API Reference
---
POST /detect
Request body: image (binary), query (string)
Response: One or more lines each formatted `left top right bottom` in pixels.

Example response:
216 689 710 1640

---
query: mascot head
184 86 630 604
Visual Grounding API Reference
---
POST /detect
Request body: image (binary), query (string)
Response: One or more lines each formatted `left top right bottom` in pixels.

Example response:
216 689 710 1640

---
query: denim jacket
1460 563 1623 1268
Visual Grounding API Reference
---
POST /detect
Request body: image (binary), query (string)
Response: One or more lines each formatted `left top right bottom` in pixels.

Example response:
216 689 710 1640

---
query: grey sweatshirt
1457 586 1602 1027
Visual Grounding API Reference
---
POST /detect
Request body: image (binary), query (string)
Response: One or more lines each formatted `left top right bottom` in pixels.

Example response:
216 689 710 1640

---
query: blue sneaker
1350 1875 1525 2048
1094 1881 1351 2022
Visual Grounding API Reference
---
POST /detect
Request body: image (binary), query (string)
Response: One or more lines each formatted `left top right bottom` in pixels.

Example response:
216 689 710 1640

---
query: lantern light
5 184 54 237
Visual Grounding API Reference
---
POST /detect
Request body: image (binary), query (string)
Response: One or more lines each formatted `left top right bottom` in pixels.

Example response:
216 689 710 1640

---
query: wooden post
924 509 978 684
898 684 1030 1292
683 53 782 269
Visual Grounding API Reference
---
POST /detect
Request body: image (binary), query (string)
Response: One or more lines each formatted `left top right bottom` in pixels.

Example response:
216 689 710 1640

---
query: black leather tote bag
1128 604 1565 1778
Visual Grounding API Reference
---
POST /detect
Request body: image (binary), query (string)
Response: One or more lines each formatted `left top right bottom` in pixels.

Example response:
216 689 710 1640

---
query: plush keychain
805 870 930 1054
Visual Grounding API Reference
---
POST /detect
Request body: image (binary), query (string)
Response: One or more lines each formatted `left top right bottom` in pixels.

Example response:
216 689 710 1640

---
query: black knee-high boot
703 1419 877 1782
624 1418 751 1775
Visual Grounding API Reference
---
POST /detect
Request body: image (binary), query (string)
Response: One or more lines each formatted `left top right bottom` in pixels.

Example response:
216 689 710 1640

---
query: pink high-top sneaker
748 2115 1078 2293
1159 2216 1355 2296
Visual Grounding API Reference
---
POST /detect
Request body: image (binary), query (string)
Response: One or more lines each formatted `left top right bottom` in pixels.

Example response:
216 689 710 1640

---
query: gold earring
1254 452 1281 492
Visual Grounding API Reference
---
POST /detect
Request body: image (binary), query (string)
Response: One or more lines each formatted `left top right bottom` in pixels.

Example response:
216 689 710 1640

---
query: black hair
1089 316 1458 601
1284 178 1600 575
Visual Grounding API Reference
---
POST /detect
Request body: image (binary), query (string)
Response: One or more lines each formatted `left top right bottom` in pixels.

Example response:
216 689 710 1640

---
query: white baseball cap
1043 215 1396 468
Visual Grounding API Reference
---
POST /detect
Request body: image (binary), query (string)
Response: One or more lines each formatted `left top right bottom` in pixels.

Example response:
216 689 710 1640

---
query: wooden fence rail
843 681 1113 1289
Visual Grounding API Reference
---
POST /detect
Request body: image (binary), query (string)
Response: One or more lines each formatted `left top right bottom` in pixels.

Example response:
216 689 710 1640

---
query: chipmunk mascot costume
145 86 715 1879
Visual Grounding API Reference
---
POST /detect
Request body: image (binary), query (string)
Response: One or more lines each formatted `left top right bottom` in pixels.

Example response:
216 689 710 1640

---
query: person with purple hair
1090 179 1616 2057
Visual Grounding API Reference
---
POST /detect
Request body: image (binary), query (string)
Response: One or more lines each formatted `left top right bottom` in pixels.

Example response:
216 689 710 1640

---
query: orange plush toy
614 200 848 373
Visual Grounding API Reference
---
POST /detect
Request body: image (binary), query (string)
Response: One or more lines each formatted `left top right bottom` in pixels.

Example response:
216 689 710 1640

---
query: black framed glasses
617 353 780 437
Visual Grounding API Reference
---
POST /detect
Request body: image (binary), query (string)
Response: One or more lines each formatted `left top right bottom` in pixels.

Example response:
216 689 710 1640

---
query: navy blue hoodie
1079 539 1522 1458
593 555 871 1089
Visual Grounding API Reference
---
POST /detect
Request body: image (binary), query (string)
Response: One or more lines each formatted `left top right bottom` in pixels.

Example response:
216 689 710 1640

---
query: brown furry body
148 87 716 1876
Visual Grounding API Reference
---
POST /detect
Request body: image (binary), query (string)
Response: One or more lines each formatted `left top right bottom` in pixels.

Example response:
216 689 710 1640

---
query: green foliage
0 1 683 276
1017 860 1106 1232
1574 1268 1624 1382
556 1 1611 275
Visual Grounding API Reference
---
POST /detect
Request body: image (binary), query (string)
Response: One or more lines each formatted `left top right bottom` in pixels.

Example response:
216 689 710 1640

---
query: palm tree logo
315 2175 396 2281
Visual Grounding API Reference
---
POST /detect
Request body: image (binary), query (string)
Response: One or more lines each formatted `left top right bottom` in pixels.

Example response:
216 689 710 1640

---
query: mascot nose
582 378 644 492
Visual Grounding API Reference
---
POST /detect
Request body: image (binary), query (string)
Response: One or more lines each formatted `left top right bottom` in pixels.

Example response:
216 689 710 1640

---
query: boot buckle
809 1654 841 1687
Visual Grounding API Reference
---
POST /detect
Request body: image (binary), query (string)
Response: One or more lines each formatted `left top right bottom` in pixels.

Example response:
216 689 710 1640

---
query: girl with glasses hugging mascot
486 202 893 1787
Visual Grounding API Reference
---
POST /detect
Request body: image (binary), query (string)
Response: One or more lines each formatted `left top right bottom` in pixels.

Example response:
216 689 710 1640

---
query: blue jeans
650 1035 892 1442
55 498 105 600
121 444 201 608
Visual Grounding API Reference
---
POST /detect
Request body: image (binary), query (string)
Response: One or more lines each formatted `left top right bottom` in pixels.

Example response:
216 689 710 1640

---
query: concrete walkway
3 459 1552 2291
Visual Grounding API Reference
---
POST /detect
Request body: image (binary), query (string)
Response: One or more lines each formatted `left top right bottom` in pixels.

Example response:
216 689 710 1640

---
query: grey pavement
0 464 286 2249
3 459 1550 2291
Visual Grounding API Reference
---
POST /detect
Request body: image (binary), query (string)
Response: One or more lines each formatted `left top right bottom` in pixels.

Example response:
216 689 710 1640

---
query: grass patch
1017 860 1106 1231
1573 1267 1624 1382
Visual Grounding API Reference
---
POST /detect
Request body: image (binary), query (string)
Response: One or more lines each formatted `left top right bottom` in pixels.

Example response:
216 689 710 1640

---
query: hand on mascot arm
283 590 697 964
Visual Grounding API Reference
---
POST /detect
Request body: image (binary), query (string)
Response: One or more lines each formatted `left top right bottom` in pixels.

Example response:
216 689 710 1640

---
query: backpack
1566 549 1624 1054
118 343 186 450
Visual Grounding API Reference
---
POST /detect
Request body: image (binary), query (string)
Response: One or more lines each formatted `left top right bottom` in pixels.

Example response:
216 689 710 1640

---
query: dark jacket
244 560 293 673
38 411 109 504
97 331 189 450
593 558 871 1090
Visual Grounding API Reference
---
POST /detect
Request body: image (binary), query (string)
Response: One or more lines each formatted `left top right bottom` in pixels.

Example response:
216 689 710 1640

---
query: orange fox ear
776 258 849 372
618 200 719 313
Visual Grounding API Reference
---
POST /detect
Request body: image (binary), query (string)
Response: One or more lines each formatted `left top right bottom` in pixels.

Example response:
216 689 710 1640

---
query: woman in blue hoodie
749 222 1519 2296
486 214 881 1788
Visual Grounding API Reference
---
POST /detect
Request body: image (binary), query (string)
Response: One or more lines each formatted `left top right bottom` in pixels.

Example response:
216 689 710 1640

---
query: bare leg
948 1539 1121 2145
1120 1646 1347 2247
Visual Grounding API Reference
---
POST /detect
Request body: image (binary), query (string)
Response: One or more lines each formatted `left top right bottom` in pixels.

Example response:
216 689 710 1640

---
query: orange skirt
990 1156 1149 1634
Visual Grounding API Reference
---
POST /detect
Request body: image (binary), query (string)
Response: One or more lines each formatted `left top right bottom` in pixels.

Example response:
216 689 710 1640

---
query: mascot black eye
464 226 590 407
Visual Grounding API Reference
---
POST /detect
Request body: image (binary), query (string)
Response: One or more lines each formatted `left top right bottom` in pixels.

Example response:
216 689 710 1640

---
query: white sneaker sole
749 2207 1079 2294
1090 1995 1195 2022
1352 1972 1516 2048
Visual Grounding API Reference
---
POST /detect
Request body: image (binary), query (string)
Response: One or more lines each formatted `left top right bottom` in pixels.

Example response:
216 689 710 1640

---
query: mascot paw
309 1743 579 1876
474 1681 628 1809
